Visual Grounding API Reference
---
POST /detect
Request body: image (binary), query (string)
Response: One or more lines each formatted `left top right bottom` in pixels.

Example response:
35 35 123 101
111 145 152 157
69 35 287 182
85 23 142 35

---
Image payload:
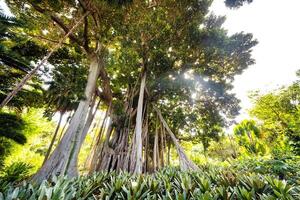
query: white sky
211 0 300 122
0 0 10 16
1 0 300 124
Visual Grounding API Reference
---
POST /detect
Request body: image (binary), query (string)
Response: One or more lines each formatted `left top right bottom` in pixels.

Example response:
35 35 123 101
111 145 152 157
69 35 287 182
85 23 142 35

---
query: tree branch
27 34 70 46
30 3 84 47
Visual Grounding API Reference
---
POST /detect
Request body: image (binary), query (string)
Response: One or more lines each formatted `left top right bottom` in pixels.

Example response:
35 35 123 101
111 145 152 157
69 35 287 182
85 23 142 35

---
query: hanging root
153 106 199 171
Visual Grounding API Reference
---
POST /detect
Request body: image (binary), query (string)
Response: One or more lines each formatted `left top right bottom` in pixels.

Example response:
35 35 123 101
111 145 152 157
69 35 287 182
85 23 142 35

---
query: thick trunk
32 54 101 183
58 112 72 141
67 96 99 175
42 112 64 165
88 106 110 172
80 97 98 144
84 107 106 170
133 72 146 174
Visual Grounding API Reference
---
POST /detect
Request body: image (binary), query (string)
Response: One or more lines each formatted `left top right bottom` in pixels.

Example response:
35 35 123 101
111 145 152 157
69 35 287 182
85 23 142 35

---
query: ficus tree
3 0 257 182
87 0 257 174
5 0 130 182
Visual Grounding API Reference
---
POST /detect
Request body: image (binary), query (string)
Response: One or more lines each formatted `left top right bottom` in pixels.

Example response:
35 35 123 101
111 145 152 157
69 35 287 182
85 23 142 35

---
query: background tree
250 72 300 154
233 119 266 154
0 11 46 111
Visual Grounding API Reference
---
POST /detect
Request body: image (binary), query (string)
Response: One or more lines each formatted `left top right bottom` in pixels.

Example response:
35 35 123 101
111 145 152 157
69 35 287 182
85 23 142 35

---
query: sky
0 0 10 16
1 0 300 124
210 0 300 122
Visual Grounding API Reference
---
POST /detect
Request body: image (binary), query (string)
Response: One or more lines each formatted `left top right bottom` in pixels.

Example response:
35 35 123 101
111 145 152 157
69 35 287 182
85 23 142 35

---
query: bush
229 155 300 184
0 162 33 183
0 167 299 199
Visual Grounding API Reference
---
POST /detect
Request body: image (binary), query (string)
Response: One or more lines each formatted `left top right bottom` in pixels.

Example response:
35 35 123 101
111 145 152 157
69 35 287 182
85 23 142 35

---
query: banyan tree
2 0 257 183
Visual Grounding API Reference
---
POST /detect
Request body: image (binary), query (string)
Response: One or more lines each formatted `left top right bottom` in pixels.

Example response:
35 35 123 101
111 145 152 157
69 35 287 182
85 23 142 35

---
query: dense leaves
0 112 25 167
0 11 46 110
249 74 300 154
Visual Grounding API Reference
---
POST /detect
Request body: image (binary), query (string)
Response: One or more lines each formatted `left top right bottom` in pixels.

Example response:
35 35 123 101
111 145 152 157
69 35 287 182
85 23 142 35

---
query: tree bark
153 121 159 171
67 96 99 174
84 107 107 170
160 124 165 168
133 72 146 174
32 54 101 183
144 124 149 172
58 112 73 141
88 106 111 172
42 112 64 165
167 139 171 165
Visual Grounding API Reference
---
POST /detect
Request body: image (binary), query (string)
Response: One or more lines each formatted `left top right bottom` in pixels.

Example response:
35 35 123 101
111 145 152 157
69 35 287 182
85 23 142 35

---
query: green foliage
44 47 87 118
250 73 300 154
207 136 238 160
0 112 26 144
0 9 46 110
233 120 267 155
0 162 33 183
230 156 300 184
0 112 26 167
0 167 299 199
3 109 55 173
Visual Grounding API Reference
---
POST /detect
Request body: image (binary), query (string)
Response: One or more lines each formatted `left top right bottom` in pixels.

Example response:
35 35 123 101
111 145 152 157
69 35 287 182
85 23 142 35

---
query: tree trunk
160 125 165 168
32 54 101 183
144 124 149 172
84 106 107 170
67 96 99 174
153 121 159 171
88 106 111 172
58 112 72 141
80 97 99 144
228 135 237 158
42 112 64 165
167 139 171 165
133 72 146 174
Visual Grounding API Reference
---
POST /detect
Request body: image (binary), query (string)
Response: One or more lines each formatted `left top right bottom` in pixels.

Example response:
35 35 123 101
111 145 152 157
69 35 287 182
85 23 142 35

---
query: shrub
0 167 299 199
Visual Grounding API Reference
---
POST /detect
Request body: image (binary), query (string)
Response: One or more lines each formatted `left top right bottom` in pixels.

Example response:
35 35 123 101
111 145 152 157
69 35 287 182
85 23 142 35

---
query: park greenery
0 0 300 199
